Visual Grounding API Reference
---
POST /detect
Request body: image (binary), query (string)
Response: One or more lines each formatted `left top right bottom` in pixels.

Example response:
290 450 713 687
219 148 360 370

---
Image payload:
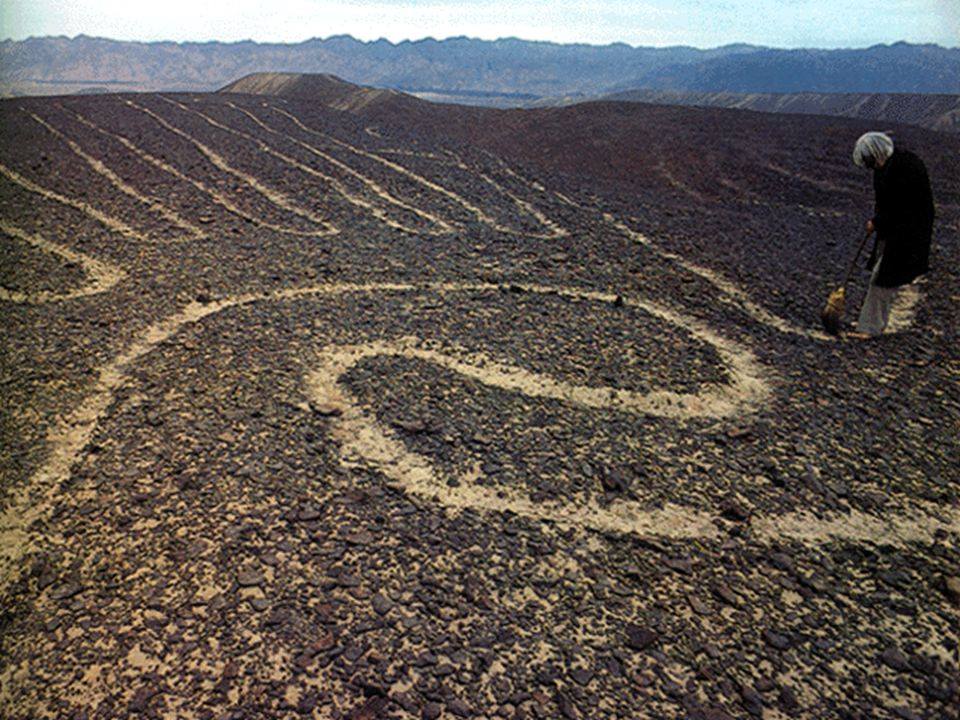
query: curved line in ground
223 102 452 235
0 161 147 243
0 220 126 304
26 110 206 242
305 333 958 545
269 106 564 238
124 99 338 237
1 280 951 592
605 213 836 341
0 280 757 579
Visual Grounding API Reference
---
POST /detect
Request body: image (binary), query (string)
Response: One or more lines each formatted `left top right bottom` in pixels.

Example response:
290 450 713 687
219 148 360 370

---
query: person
850 131 934 337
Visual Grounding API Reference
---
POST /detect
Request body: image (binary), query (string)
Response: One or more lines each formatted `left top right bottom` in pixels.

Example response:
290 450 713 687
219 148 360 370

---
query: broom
820 228 874 335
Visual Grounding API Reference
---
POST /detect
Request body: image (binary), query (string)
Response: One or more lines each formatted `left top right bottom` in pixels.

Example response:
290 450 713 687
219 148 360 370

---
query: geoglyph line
477 170 569 239
306 333 958 545
125 99 338 236
608 213 923 340
2 280 952 594
0 220 126 304
411 145 567 239
270 105 514 231
224 102 452 234
63 105 326 237
0 161 147 242
524 165 914 339
26 111 205 242
160 96 427 235
604 213 836 341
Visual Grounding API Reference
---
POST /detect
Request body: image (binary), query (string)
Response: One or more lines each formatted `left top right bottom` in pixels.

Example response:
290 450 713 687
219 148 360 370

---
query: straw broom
820 229 874 335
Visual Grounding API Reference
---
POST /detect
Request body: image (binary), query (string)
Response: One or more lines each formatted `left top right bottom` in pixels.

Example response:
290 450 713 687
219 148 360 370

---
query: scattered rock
625 624 658 651
237 569 264 587
50 582 84 601
392 418 428 434
421 702 442 720
881 646 910 672
942 575 960 604
371 594 393 615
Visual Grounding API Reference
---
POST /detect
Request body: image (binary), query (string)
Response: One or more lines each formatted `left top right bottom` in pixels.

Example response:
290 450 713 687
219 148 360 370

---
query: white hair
853 132 894 168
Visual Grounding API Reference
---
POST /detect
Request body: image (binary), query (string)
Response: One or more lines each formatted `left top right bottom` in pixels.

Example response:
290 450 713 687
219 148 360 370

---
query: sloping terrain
549 90 960 134
1 89 959 720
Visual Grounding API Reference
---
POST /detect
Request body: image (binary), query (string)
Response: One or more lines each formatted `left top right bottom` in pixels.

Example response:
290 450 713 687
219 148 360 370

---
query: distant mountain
619 43 960 94
2 35 958 99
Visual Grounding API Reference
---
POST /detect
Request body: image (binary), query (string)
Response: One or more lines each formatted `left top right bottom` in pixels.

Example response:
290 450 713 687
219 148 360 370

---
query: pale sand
270 105 564 238
225 102 452 234
0 161 147 242
125 99 338 237
27 111 205 241
605 212 837 341
64 105 331 237
0 219 126 304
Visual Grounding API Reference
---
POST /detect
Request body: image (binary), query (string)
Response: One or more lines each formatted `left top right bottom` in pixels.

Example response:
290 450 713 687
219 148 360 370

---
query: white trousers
856 255 899 336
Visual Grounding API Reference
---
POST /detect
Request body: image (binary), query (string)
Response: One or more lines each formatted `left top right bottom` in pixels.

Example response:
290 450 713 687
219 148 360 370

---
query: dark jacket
869 148 935 288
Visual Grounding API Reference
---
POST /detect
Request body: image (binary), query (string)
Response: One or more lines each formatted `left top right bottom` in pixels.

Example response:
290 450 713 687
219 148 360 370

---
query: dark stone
371 594 393 615
447 698 472 717
625 624 658 651
778 685 799 710
942 576 960 604
556 691 579 719
570 667 594 686
236 569 264 587
50 582 84 600
891 708 921 720
297 691 319 714
296 506 322 522
763 629 791 650
720 499 750 522
129 685 158 713
712 583 739 607
392 418 428 434
741 685 764 717
421 702 442 720
663 557 693 575
880 646 910 672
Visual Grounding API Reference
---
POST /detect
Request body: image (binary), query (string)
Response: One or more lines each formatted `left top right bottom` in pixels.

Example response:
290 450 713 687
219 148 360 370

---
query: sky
1 0 958 48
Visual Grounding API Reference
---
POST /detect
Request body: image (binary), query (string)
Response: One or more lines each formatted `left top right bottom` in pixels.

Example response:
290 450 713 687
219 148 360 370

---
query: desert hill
2 85 959 719
531 89 960 134
220 72 424 115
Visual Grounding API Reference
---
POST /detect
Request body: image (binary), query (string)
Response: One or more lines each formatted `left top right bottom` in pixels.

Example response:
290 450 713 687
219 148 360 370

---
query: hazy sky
2 0 958 48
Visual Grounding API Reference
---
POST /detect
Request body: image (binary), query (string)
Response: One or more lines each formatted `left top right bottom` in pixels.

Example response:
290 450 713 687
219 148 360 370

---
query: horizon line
1 32 957 52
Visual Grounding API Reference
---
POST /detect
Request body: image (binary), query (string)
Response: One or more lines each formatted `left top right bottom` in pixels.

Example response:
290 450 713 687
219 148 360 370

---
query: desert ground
1 89 958 719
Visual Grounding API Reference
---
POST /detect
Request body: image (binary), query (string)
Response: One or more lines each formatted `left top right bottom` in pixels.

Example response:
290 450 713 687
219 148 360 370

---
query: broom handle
842 229 874 288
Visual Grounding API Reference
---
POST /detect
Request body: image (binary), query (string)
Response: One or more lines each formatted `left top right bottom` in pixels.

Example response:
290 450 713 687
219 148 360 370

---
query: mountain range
2 35 959 100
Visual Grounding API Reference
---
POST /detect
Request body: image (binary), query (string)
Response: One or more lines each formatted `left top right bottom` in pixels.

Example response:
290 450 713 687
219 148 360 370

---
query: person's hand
865 219 875 234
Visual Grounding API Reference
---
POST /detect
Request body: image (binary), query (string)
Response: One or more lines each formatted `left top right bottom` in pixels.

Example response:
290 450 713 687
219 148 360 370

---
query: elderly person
851 132 934 336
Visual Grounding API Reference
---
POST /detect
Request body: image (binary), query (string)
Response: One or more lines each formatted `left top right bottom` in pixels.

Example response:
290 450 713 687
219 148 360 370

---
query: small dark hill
220 72 422 114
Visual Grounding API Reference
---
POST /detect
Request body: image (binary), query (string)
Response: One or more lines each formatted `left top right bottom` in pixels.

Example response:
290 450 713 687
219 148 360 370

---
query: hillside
555 89 960 134
2 88 959 719
3 35 959 98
